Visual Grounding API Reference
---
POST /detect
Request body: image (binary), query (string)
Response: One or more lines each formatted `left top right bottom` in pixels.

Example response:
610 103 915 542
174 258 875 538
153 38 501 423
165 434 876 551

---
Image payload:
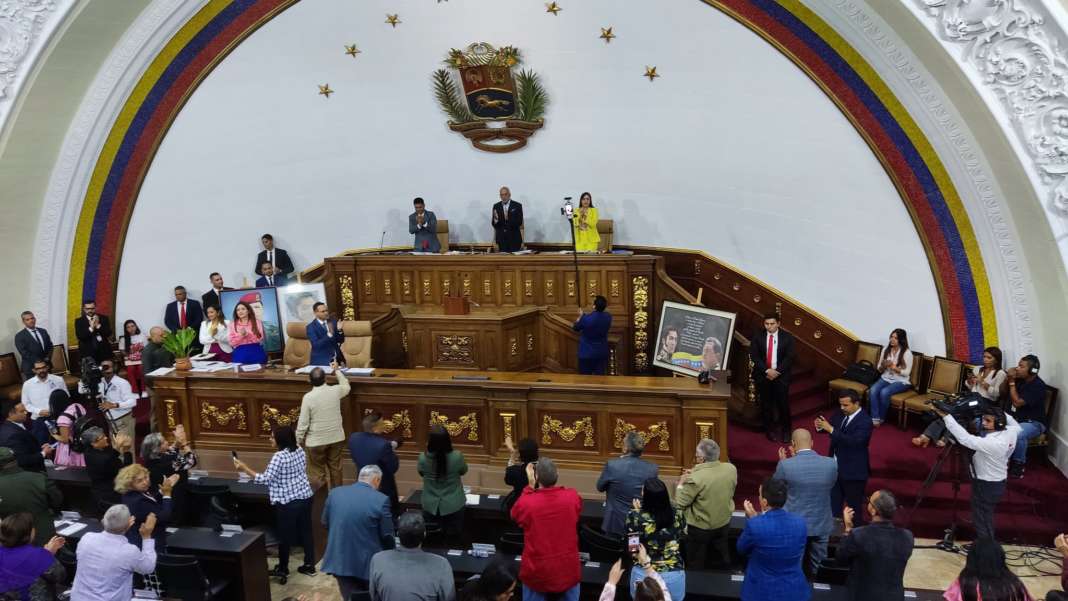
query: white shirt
199 319 234 353
969 367 1007 402
25 327 45 347
942 414 1021 482
879 348 914 384
21 374 66 419
319 319 332 338
78 375 137 420
765 330 779 370
71 531 157 601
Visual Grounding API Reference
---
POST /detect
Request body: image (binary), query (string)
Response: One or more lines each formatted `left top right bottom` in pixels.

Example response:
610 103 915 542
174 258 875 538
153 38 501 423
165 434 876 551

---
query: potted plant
162 327 198 371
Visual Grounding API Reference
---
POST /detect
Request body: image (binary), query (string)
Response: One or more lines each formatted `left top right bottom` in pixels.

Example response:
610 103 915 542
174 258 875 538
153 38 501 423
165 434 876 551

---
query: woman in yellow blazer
573 192 601 252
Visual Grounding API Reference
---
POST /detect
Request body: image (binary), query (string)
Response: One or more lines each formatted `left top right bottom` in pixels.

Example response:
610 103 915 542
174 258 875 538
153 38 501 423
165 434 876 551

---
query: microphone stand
567 214 581 308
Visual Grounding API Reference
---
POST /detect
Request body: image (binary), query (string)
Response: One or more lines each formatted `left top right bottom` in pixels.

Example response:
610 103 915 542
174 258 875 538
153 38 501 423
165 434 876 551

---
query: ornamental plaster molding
31 0 206 343
0 0 72 128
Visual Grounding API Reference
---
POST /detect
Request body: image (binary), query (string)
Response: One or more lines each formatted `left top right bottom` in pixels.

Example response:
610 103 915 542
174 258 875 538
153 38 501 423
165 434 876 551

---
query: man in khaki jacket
297 361 349 489
675 438 737 569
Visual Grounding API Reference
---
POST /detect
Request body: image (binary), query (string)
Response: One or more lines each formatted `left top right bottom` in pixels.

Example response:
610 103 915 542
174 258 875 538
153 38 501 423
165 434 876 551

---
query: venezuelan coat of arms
432 42 549 153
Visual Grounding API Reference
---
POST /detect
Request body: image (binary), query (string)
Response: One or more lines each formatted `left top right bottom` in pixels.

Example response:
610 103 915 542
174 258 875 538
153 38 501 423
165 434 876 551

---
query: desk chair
499 531 524 555
579 524 623 563
186 483 237 529
155 553 229 601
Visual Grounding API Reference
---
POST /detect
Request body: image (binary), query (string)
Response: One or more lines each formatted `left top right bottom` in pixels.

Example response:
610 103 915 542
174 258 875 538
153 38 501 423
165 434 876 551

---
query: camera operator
78 359 138 458
937 404 1021 542
1005 354 1047 478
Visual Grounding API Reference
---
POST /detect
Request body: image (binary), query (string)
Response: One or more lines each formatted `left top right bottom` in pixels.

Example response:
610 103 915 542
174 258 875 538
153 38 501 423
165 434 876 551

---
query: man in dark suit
595 431 659 536
750 312 795 443
255 233 295 278
773 428 837 576
0 400 52 472
409 197 440 253
14 311 53 380
348 411 400 517
836 489 914 601
307 302 344 366
738 477 810 601
491 186 523 252
200 272 233 310
573 295 612 375
164 286 204 334
816 389 873 523
320 465 395 599
255 262 289 288
74 299 113 365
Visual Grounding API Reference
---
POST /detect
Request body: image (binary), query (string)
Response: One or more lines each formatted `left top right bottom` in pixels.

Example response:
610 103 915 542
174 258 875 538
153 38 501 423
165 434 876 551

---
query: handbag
841 360 880 385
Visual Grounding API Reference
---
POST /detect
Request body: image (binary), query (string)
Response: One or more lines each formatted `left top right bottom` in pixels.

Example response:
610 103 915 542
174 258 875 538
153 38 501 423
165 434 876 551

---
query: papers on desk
191 361 235 372
486 494 500 500
240 364 262 372
730 574 744 582
190 352 216 361
343 367 375 376
166 527 178 534
447 549 463 556
465 494 481 506
731 511 745 518
146 367 175 377
511 250 535 255
56 522 87 536
295 365 331 374
813 583 831 590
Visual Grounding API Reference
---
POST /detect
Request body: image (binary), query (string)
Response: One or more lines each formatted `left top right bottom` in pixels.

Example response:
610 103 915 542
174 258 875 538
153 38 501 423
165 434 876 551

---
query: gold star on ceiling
545 2 562 15
643 66 660 81
385 14 400 27
344 44 361 58
599 27 615 43
318 84 334 98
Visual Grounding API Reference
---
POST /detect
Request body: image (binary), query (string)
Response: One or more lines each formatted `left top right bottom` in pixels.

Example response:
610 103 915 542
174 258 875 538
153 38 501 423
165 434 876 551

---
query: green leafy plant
432 69 475 124
515 69 548 123
162 327 198 359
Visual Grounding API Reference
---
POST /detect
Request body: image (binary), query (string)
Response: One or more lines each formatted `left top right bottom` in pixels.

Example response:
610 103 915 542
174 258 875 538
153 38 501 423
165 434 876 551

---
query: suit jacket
200 287 233 310
255 248 294 276
348 432 399 504
164 299 204 333
321 481 395 579
491 201 524 252
750 328 795 383
307 319 344 366
737 509 811 601
122 489 173 549
0 421 45 472
255 273 289 288
836 521 914 601
829 409 873 481
573 310 612 360
74 314 113 364
409 210 441 253
595 454 659 535
772 450 837 537
85 446 133 506
0 466 63 546
14 328 53 379
417 451 468 516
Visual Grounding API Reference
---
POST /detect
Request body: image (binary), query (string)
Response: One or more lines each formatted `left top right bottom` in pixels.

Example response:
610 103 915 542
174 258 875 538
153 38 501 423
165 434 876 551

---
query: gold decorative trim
696 420 717 441
524 279 534 297
483 278 492 297
363 275 373 296
609 347 617 375
747 357 756 403
694 259 702 275
438 335 474 364
610 279 620 297
632 275 650 371
588 278 598 297
462 275 472 297
794 317 803 326
200 402 247 431
541 415 595 447
526 333 534 352
430 410 479 441
401 274 412 296
365 408 413 438
567 279 576 297
261 404 300 432
544 279 554 297
339 275 356 321
614 418 670 451
813 329 823 339
402 330 409 354
753 294 761 303
383 277 392 296
500 412 516 441
423 277 432 297
713 272 721 280
509 337 518 357
442 276 451 297
835 345 844 354
504 278 513 297
731 282 741 291
164 399 178 430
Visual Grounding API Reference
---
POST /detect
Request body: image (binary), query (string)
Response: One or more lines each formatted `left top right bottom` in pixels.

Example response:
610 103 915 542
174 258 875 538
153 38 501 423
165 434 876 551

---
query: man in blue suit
596 431 659 536
816 389 873 524
738 477 810 601
773 428 837 575
307 302 344 366
255 262 289 288
572 295 612 375
321 464 395 600
348 411 400 517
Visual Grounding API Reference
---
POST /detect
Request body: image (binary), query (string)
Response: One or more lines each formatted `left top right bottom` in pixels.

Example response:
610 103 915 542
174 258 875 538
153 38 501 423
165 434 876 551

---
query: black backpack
61 406 93 454
842 360 880 386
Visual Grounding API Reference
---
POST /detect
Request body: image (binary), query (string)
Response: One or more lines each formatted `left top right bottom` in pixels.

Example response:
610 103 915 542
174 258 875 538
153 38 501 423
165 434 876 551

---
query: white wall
119 0 945 354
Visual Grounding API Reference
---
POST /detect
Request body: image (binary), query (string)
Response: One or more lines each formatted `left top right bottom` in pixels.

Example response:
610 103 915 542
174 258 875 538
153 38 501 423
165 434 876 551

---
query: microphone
379 230 387 252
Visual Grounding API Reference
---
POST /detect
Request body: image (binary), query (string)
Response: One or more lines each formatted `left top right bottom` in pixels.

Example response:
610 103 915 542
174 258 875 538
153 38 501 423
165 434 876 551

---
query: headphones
1022 354 1040 374
984 406 1008 431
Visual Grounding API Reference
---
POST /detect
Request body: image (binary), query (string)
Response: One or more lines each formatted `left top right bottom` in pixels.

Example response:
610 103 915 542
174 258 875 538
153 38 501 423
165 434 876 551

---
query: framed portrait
652 300 737 376
219 287 284 353
277 282 328 341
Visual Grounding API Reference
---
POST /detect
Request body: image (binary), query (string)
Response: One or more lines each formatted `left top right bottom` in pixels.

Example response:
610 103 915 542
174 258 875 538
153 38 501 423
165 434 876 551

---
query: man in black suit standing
14 311 53 380
348 411 401 517
254 233 295 278
816 389 874 523
74 300 113 365
164 286 204 335
491 186 524 252
200 272 232 310
0 400 52 472
750 313 795 443
836 489 914 601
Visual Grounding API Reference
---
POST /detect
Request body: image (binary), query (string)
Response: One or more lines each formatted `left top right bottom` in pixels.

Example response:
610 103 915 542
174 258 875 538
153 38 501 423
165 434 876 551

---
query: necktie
32 330 42 348
324 321 331 337
179 302 186 328
766 333 774 368
268 250 274 266
268 276 273 286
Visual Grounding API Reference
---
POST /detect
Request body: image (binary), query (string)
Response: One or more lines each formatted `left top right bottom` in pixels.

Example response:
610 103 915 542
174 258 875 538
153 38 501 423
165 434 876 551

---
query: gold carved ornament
696 421 717 441
438 335 474 364
509 337 518 357
423 278 432 297
526 333 534 352
363 275 373 296
364 408 413 438
632 276 650 371
747 357 757 403
694 259 702 275
504 278 513 297
610 279 620 297
541 415 595 447
500 412 516 441
462 275 472 296
544 279 554 297
588 278 598 297
261 404 300 432
200 402 247 431
163 399 178 430
524 279 534 297
401 330 409 354
609 347 617 375
383 277 393 296
442 277 451 296
402 274 412 296
483 279 492 297
614 418 670 451
567 279 576 297
339 275 356 321
430 410 479 441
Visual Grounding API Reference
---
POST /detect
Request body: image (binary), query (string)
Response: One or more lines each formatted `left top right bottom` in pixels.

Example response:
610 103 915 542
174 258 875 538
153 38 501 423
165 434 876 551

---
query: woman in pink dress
49 389 86 467
229 299 267 364
199 305 233 362
119 319 147 394
943 538 1033 601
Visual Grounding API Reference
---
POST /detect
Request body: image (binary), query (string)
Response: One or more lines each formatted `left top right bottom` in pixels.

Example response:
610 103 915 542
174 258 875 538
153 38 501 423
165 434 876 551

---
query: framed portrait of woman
652 301 736 376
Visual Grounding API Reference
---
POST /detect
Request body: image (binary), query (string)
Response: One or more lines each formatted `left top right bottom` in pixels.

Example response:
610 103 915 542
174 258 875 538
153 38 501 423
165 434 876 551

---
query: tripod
911 434 969 552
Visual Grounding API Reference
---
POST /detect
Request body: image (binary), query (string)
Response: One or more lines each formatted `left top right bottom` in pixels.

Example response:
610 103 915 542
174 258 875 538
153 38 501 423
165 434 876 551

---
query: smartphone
627 533 640 554
231 450 239 460
815 416 825 432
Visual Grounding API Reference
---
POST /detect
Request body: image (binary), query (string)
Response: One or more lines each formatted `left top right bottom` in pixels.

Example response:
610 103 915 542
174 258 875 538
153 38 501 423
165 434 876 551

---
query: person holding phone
511 457 583 601
599 545 671 601
624 478 686 601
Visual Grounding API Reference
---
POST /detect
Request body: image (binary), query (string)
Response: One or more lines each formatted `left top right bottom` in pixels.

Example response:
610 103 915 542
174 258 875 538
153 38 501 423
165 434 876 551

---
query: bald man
141 327 175 430
491 186 524 252
773 428 837 576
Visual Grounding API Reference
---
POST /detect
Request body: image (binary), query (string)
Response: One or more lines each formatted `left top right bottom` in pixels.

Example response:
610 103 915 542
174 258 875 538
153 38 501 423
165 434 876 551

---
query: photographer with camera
78 359 138 458
1005 354 1047 479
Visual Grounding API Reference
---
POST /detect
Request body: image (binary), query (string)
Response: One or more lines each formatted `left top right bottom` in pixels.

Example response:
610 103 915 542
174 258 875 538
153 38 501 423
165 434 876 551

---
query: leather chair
435 219 449 253
282 322 312 368
901 356 963 429
55 546 77 586
186 483 236 528
597 219 614 252
888 353 925 428
827 341 883 407
578 524 623 563
499 531 524 555
339 321 373 368
155 552 229 601
49 343 82 392
0 353 21 401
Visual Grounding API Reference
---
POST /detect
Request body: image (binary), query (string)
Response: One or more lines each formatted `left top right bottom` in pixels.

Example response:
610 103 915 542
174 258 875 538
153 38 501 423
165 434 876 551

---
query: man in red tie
164 286 204 341
750 313 795 443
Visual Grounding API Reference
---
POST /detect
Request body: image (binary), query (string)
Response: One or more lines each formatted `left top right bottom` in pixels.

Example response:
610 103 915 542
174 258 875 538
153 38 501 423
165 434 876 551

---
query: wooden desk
150 368 729 473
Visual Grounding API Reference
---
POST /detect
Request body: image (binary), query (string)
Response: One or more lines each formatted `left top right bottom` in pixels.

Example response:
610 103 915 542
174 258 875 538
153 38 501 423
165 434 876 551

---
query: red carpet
727 385 1067 545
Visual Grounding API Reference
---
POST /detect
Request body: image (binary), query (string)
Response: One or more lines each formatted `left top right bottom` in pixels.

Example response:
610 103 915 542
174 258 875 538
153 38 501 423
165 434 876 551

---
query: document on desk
57 522 87 536
240 364 263 372
343 367 375 376
465 494 481 505
146 367 175 377
295 365 333 374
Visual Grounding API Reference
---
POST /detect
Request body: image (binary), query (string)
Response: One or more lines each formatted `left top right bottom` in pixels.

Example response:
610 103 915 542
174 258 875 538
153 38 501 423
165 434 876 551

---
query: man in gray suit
596 431 659 536
772 428 837 576
321 465 395 599
409 197 440 252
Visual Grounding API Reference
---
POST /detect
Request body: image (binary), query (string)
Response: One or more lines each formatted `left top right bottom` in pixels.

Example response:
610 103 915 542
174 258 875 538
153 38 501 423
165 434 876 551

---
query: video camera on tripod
79 357 118 434
929 391 1006 431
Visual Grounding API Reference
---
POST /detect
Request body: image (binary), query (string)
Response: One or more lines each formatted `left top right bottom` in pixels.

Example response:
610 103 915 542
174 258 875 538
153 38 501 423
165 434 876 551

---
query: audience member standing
141 428 197 524
198 305 233 362
82 427 133 507
491 186 524 252
835 490 913 601
772 428 837 575
307 302 344 366
369 512 456 601
163 286 204 335
116 464 177 549
0 447 62 546
409 197 441 253
0 401 52 472
750 313 795 443
625 478 687 600
573 295 612 375
71 505 158 601
0 512 66 601
14 311 52 381
200 272 232 310
228 299 267 364
141 326 174 375
418 424 469 539
815 389 873 523
503 436 539 516
348 411 400 517
737 478 810 601
867 329 914 426
321 465 395 599
675 438 736 570
20 360 65 444
1006 354 1048 478
119 320 147 395
74 300 113 365
78 359 138 456
49 389 86 467
511 458 583 601
297 362 349 489
255 233 295 279
943 538 1033 601
596 431 659 536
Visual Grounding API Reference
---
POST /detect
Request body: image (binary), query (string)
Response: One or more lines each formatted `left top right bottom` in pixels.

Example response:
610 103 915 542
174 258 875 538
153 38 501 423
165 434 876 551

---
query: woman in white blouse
868 328 914 426
967 346 1007 402
198 304 232 362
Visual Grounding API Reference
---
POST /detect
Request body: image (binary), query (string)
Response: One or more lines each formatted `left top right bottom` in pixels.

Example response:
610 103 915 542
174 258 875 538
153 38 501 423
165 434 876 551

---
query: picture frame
219 287 284 354
652 300 737 376
276 282 328 342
